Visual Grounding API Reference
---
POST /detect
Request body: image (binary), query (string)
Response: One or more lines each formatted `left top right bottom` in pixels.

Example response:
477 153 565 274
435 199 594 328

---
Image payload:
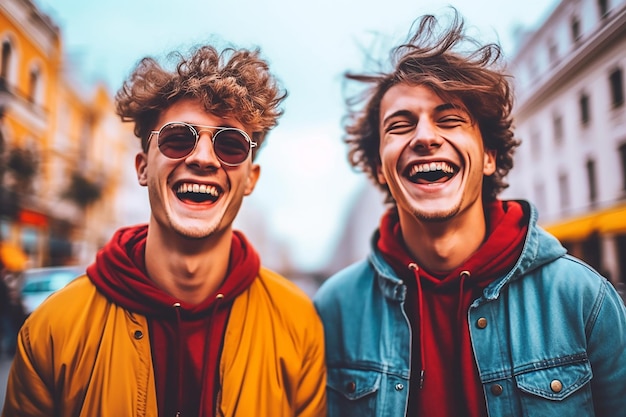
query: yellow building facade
0 0 134 267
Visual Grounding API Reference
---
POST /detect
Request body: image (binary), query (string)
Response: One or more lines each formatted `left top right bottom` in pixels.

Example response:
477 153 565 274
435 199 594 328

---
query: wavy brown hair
115 45 287 159
343 8 520 202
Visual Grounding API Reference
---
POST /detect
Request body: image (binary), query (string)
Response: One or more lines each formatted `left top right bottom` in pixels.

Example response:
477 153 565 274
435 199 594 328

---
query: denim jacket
314 201 626 417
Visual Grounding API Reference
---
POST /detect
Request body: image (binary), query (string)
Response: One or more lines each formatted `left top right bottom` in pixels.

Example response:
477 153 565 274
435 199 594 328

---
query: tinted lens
157 123 197 159
214 129 251 165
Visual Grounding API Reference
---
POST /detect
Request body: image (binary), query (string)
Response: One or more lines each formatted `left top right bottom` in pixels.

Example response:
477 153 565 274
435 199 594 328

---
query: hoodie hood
480 200 567 300
86 224 260 317
370 200 567 300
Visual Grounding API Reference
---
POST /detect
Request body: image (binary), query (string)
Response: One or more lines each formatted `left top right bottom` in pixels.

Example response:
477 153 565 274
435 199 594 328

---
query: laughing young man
313 9 626 417
2 45 326 417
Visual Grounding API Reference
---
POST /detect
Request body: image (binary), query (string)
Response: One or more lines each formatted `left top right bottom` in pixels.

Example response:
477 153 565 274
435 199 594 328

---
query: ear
244 163 261 196
135 152 148 187
483 149 497 176
375 161 387 185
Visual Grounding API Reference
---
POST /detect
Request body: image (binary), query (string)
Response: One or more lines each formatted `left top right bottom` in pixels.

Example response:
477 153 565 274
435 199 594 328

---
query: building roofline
515 4 626 117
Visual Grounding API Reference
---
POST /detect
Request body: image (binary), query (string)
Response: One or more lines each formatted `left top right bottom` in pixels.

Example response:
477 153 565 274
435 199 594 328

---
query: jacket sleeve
2 319 55 417
586 281 626 417
587 279 626 416
295 306 327 417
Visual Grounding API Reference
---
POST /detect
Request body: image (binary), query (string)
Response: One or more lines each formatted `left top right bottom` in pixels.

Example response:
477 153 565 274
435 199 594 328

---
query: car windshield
22 268 83 293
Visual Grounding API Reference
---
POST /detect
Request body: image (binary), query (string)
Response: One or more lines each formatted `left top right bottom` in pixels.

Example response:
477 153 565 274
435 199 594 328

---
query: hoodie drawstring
457 271 470 328
197 293 224 416
408 262 425 389
172 302 183 417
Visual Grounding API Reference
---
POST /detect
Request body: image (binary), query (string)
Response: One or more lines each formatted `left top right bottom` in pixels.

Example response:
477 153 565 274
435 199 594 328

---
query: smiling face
377 83 496 225
135 98 260 241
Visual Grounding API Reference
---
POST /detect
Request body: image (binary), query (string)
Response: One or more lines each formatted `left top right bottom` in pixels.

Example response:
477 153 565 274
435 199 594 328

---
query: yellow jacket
2 268 326 417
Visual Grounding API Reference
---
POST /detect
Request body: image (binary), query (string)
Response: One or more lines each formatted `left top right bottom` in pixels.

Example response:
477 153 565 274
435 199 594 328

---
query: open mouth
406 161 458 184
175 182 221 203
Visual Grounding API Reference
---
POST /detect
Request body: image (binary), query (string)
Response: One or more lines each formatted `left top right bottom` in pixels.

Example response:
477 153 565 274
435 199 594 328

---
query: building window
529 128 541 158
620 143 626 192
1 40 12 80
534 182 546 215
548 39 558 64
571 15 582 43
598 0 609 18
580 93 591 125
528 58 539 81
609 67 624 108
28 66 40 103
553 113 564 145
586 158 597 204
559 172 570 210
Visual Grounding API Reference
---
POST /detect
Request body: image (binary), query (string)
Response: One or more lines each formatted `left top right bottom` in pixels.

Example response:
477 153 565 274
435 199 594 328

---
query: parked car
21 265 86 315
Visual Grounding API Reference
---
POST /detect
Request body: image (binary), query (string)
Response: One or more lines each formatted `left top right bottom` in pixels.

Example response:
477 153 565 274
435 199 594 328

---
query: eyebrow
381 103 459 126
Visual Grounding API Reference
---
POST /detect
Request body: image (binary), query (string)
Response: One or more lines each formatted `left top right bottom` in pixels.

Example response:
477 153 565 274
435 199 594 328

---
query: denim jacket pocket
327 367 381 416
514 359 595 416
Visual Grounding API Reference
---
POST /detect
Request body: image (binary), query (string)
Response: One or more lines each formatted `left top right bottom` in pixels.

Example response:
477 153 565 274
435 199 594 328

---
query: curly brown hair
343 8 520 202
115 45 287 160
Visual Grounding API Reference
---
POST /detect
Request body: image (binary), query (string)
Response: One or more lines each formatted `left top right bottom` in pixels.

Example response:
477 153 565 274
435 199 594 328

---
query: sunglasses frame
148 121 257 166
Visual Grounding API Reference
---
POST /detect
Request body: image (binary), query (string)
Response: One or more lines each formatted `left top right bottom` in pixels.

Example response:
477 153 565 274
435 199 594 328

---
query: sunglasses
148 122 257 166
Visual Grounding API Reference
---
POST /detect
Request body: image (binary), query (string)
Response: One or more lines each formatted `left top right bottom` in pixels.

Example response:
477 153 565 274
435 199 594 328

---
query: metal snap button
133 330 143 340
550 379 563 393
346 381 356 393
395 383 404 391
476 317 488 329
490 384 503 396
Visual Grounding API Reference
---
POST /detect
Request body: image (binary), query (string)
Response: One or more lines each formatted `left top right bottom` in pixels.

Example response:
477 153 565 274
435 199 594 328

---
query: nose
410 118 442 153
185 132 221 169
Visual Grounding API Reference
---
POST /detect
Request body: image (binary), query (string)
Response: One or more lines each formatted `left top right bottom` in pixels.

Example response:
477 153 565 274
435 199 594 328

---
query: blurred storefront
543 204 626 285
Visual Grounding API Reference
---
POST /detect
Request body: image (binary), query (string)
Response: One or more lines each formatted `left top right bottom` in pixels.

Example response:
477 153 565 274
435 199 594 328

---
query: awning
542 203 626 241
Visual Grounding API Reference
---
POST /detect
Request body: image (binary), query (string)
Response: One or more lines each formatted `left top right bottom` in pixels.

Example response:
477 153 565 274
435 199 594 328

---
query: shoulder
314 259 374 307
238 267 320 323
26 275 103 321
22 275 112 341
18 276 116 371
229 268 323 346
529 254 608 295
517 254 624 321
256 267 311 298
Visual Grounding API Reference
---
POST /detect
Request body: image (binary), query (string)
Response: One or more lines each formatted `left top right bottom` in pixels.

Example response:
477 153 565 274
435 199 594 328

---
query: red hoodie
377 200 528 417
86 225 260 417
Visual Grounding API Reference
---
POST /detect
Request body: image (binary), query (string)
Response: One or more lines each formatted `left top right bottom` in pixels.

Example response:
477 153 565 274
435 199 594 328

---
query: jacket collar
368 237 408 302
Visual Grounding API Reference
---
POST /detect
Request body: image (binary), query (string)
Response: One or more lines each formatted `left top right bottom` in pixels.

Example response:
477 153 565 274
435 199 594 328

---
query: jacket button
490 384 503 396
550 380 563 393
346 381 356 393
395 383 404 391
476 317 488 329
133 330 143 340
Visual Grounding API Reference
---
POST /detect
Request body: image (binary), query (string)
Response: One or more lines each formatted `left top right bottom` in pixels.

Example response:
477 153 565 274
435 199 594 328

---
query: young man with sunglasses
313 9 626 417
2 45 327 417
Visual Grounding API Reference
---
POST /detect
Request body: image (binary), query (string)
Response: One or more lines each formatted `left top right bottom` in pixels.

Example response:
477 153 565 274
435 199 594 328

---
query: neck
144 219 232 305
398 204 487 273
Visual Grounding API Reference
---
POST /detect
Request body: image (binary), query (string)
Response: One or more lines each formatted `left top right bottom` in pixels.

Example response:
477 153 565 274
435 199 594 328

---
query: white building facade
503 0 626 286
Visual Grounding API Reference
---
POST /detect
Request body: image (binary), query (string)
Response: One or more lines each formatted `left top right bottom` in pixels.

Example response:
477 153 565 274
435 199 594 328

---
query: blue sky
36 0 558 271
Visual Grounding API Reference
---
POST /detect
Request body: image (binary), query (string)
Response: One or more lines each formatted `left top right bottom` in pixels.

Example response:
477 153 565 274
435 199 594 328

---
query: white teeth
176 183 219 196
409 161 455 177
